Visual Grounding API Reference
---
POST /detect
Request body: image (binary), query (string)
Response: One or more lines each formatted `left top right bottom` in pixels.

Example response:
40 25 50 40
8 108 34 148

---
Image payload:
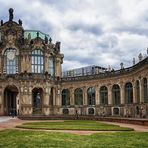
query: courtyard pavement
0 116 12 123
0 116 148 135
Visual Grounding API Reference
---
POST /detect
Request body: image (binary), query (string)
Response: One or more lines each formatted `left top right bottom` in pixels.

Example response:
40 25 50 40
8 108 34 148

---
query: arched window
112 84 120 105
62 89 70 106
74 88 83 105
143 78 148 103
87 87 95 105
4 48 18 74
32 49 44 73
48 57 54 76
100 86 108 105
136 80 140 103
125 82 133 104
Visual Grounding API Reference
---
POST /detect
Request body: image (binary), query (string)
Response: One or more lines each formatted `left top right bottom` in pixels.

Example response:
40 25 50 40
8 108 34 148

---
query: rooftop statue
18 19 22 25
1 20 3 26
9 8 14 21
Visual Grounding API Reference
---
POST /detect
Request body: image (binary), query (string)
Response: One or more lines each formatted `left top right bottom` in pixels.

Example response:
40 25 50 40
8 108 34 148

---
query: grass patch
0 130 148 148
16 120 133 131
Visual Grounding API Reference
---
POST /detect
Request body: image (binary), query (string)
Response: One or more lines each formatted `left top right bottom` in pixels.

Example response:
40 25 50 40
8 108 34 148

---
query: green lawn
16 120 133 131
0 130 148 148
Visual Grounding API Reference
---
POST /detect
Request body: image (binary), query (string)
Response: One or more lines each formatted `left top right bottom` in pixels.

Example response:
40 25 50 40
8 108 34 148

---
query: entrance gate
4 85 18 116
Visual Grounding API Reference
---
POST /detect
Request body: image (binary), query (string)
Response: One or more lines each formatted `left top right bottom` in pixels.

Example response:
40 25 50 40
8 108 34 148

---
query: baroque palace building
0 9 148 118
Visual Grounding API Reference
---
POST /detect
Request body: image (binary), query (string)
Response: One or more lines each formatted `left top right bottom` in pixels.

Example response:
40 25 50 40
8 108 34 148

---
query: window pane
32 49 44 73
4 48 17 74
48 58 54 76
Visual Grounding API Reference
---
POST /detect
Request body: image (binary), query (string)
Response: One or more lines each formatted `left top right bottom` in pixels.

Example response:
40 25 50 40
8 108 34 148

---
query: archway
4 85 18 116
32 88 43 114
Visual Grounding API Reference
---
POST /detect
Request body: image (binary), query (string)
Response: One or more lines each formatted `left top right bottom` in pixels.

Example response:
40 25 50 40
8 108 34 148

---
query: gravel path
0 117 148 135
101 121 148 132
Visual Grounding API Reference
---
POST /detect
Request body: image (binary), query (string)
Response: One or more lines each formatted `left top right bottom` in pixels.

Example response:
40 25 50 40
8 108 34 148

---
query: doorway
4 85 18 116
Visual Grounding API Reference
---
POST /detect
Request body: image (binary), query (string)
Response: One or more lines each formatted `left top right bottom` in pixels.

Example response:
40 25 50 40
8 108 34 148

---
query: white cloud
0 0 148 71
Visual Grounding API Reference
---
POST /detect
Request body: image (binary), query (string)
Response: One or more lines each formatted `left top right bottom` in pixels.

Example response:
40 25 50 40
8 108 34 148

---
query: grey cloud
68 23 103 36
0 0 148 71
114 26 148 37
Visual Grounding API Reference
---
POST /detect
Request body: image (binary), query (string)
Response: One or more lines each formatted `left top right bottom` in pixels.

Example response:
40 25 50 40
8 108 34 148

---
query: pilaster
108 85 112 105
120 83 125 104
44 53 48 72
83 86 87 105
140 79 144 103
70 87 74 106
133 82 137 103
95 85 100 105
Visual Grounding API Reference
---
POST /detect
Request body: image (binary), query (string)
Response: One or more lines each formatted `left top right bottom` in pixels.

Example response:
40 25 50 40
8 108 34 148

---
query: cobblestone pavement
0 117 148 135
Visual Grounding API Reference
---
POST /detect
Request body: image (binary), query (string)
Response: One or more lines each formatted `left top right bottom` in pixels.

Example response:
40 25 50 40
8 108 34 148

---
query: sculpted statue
18 19 22 25
36 93 41 108
1 20 3 26
55 41 61 52
9 8 14 21
0 31 1 42
45 36 48 44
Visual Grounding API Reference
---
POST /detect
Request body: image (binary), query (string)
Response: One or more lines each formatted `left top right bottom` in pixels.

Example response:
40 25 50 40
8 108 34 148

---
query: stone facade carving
0 9 147 118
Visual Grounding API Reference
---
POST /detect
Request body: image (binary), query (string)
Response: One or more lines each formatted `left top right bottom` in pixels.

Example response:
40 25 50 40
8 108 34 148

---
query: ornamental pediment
0 8 24 48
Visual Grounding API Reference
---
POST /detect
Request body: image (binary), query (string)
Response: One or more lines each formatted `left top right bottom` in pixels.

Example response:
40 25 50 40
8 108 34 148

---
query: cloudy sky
0 0 148 71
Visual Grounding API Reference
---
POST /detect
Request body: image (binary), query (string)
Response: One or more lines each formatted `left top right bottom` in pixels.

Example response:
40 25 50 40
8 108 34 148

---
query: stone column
0 55 2 73
44 87 50 106
120 84 125 104
2 56 6 74
83 86 87 105
52 87 56 106
27 53 31 73
28 93 32 115
30 54 32 73
16 94 20 115
55 57 62 77
23 54 27 72
95 85 100 105
70 88 74 106
108 85 112 105
0 87 2 105
133 82 137 103
56 85 61 106
19 87 23 115
0 87 2 115
139 79 144 103
20 55 23 72
20 86 25 104
27 87 32 115
44 53 48 72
